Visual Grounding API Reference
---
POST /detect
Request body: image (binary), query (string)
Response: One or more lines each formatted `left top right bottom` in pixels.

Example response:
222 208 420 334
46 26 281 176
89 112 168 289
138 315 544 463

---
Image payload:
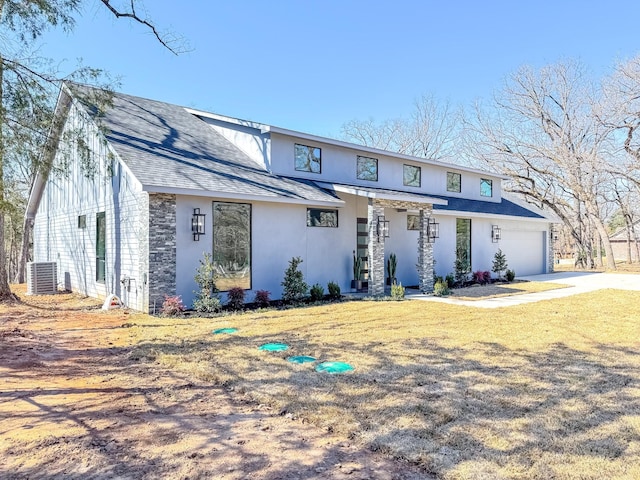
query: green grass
131 289 640 479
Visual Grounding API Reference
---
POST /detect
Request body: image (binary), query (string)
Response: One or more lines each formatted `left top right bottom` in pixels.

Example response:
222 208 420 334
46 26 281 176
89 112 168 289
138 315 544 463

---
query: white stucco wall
269 133 502 202
32 101 146 309
175 194 358 307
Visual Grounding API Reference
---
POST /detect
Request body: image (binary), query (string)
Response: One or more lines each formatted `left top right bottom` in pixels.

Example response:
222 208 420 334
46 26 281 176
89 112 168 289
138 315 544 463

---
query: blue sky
38 0 640 138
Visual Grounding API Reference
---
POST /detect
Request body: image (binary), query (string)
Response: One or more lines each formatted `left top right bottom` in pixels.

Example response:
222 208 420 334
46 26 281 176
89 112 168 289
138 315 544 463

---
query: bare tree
465 61 617 269
341 94 459 161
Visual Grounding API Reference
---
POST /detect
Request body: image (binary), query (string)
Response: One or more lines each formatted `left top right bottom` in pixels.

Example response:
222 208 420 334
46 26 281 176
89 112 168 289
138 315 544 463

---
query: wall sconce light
551 226 559 241
376 215 390 240
192 208 206 241
491 225 501 243
427 217 439 243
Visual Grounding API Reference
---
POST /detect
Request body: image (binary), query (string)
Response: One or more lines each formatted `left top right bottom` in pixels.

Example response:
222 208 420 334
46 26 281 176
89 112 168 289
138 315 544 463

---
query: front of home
27 84 555 312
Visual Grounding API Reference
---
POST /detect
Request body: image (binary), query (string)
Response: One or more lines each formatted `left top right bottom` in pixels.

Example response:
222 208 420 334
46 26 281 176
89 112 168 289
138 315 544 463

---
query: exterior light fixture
192 208 206 241
551 226 559 241
376 215 390 240
491 225 501 243
427 217 439 243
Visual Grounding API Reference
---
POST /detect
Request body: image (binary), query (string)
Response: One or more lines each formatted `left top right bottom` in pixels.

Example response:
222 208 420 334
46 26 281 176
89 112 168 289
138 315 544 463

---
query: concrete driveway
408 271 640 308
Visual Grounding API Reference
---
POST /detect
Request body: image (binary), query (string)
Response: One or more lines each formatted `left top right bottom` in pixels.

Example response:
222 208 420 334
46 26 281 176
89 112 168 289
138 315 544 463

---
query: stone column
418 207 435 293
367 198 385 296
146 193 177 313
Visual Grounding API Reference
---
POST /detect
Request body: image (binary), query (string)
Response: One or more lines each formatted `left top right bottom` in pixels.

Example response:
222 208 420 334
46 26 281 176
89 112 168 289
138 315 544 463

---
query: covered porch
317 183 448 295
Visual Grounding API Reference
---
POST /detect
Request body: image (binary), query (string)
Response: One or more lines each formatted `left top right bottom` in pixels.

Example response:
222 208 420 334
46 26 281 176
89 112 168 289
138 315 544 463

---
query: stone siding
367 199 386 296
418 208 435 292
146 193 177 313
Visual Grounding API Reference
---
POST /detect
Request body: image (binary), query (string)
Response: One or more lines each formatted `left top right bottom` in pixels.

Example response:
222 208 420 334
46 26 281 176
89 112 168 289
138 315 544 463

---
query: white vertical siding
32 101 146 309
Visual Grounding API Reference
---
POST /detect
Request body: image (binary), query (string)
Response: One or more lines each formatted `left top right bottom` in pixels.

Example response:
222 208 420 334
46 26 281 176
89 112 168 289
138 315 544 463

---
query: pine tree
281 257 308 302
492 249 508 280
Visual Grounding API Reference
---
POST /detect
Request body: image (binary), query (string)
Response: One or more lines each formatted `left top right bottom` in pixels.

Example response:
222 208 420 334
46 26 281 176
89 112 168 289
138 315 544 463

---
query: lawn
130 289 640 479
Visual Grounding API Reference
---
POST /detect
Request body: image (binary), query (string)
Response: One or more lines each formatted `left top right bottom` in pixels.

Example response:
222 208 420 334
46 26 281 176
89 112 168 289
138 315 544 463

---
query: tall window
294 144 321 173
96 212 106 283
213 202 251 291
357 155 378 181
456 218 471 274
403 164 421 187
480 178 493 197
447 172 461 193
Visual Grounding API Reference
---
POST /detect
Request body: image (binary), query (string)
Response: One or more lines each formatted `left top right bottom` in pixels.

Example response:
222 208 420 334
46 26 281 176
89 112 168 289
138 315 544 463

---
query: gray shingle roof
431 194 546 219
72 86 341 205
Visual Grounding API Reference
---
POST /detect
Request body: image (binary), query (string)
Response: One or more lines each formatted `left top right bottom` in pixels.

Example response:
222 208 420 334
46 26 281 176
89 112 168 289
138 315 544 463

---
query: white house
27 84 555 312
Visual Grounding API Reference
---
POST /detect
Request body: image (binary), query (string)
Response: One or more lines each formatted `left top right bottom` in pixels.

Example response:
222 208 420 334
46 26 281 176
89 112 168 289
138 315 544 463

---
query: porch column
367 198 385 296
418 207 434 293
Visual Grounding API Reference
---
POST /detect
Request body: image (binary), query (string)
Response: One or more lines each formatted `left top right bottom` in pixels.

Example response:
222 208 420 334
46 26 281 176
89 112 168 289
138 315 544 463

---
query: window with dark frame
407 214 420 230
447 172 461 193
294 144 321 173
403 164 421 187
456 218 472 274
307 208 338 227
78 215 86 229
96 212 106 283
357 155 378 181
480 178 493 197
213 202 251 291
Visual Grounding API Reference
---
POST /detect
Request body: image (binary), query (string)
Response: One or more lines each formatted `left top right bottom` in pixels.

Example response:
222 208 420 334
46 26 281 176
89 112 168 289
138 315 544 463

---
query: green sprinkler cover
258 343 289 352
315 361 354 374
212 328 238 334
287 355 317 364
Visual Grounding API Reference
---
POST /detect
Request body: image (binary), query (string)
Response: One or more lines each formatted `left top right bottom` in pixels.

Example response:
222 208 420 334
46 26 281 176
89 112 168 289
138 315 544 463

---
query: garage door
501 231 545 276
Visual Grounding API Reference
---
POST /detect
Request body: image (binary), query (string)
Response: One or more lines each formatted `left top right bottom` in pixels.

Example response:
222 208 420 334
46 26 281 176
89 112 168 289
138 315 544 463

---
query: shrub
445 273 455 288
193 295 221 313
193 252 221 312
253 289 271 308
310 283 324 302
226 287 245 310
433 279 450 296
194 252 218 297
492 249 508 280
390 281 405 300
327 281 341 299
161 295 185 316
281 256 308 303
505 269 516 282
472 270 491 285
387 252 397 283
454 247 470 284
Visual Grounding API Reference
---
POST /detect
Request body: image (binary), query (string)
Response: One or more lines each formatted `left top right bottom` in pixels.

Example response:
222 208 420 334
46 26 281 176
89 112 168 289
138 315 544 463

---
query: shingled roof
71 85 341 206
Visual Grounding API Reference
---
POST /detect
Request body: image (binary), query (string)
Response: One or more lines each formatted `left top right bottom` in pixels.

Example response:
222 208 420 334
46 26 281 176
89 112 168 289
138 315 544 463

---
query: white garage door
501 231 545 276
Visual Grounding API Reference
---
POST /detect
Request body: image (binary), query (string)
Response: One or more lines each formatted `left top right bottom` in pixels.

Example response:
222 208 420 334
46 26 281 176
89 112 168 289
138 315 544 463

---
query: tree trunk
15 216 32 283
0 52 18 300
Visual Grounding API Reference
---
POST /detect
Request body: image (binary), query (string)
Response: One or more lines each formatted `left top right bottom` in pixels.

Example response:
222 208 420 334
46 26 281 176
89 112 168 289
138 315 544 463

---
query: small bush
433 279 450 296
327 281 341 299
390 281 405 300
505 269 516 282
445 273 455 288
309 283 325 302
472 270 491 285
281 256 308 303
193 295 221 313
161 295 185 316
227 287 245 310
253 289 271 308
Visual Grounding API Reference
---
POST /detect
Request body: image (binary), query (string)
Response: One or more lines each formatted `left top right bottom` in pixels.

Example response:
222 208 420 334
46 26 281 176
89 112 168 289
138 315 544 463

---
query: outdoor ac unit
26 262 58 295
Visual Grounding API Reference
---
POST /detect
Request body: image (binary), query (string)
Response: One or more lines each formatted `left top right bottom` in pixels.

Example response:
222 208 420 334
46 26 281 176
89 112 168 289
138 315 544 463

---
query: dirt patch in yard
0 286 429 479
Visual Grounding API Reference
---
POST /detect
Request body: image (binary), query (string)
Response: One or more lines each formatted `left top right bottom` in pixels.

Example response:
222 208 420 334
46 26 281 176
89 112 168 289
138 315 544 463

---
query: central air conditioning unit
26 262 58 295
